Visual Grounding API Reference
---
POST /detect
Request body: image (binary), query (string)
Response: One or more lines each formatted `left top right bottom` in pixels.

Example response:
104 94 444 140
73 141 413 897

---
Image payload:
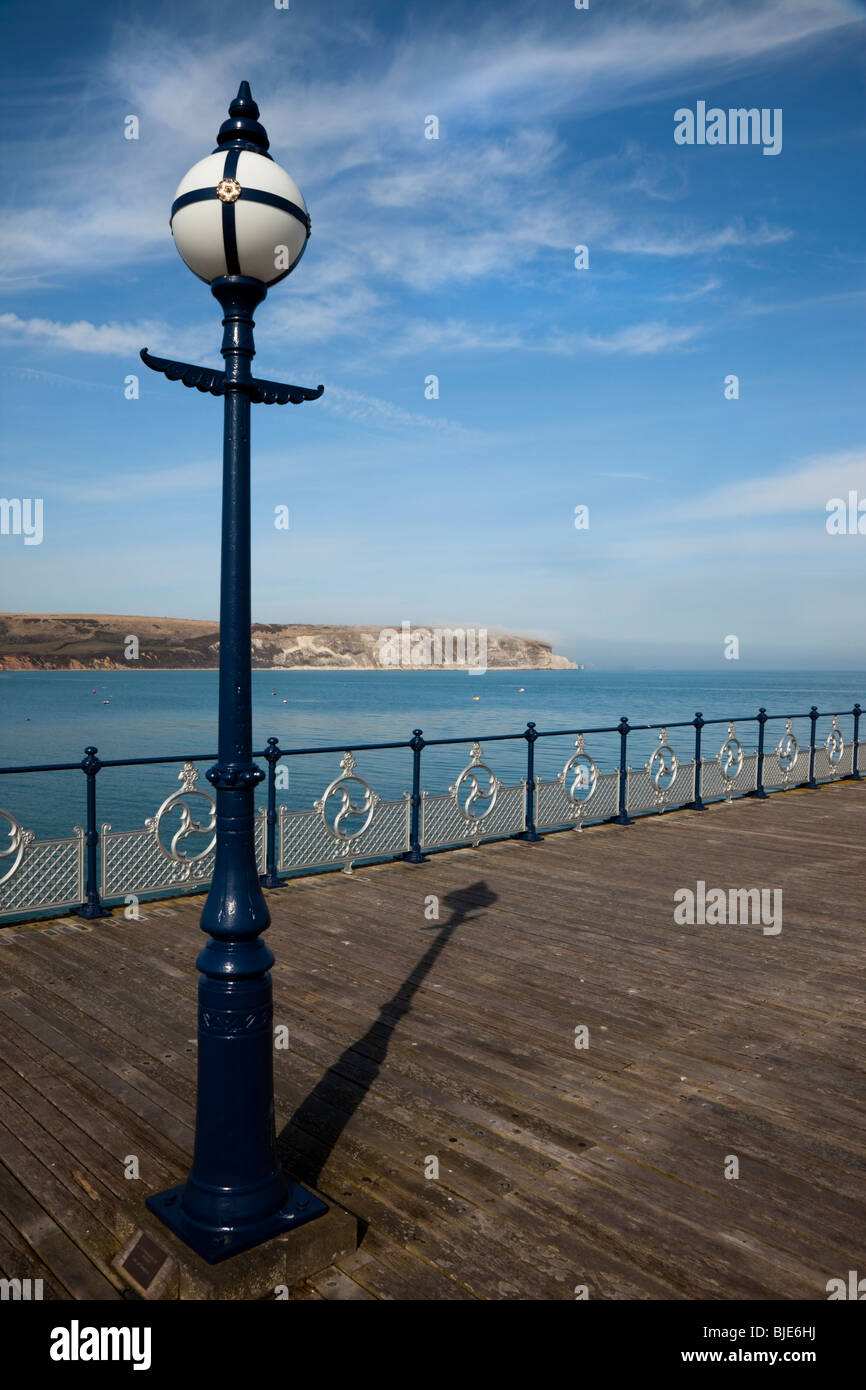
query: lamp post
142 83 326 1263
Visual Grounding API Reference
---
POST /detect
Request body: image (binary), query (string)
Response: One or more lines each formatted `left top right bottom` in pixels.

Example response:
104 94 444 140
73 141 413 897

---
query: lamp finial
215 81 270 154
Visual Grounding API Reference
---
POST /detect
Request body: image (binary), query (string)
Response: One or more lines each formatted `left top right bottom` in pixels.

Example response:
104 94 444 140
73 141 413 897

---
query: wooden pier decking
0 780 863 1300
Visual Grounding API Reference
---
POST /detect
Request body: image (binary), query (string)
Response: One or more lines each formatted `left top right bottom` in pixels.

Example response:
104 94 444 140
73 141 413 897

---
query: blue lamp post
141 84 326 1263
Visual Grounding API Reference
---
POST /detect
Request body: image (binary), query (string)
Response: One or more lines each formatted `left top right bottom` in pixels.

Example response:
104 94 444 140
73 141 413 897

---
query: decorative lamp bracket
140 348 324 406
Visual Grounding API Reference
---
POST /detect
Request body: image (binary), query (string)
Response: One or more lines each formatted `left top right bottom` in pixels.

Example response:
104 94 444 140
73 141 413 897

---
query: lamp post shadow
277 881 498 1189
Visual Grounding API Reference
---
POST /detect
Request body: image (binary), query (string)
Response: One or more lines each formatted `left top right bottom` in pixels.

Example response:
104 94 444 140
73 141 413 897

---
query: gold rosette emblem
216 177 242 203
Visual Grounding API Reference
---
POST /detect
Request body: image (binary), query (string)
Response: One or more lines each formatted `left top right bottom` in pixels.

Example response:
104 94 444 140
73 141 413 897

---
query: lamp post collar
214 81 272 157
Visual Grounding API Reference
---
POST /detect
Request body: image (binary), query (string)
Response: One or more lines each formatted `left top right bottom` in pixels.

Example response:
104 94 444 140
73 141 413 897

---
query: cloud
658 276 722 301
671 449 866 521
611 220 791 257
264 285 382 349
0 0 842 292
0 311 208 361
430 2 849 121
579 320 704 354
320 385 479 439
12 366 118 392
376 312 709 359
733 288 866 318
382 317 530 357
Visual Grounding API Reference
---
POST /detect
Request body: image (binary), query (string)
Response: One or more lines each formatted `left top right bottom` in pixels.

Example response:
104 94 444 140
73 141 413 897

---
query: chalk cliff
0 615 577 671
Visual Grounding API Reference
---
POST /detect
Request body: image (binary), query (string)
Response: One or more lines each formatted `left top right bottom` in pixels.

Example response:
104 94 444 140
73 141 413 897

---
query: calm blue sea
0 669 862 839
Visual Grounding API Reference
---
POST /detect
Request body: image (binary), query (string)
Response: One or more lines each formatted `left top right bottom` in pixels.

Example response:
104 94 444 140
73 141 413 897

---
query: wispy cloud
659 276 722 302
0 0 840 293
579 320 703 354
0 311 208 361
671 449 866 521
264 285 382 349
611 220 791 257
382 318 531 357
4 301 701 366
320 385 480 439
12 366 118 392
0 312 165 355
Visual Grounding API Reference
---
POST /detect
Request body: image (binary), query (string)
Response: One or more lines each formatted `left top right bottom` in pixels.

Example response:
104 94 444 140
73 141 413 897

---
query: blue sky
0 0 864 668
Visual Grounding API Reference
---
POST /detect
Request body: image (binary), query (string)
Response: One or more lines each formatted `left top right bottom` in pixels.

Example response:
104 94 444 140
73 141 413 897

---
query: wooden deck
0 780 864 1300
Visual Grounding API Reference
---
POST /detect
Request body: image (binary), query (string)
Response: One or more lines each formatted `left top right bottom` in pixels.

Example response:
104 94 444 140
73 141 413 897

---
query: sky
0 0 864 669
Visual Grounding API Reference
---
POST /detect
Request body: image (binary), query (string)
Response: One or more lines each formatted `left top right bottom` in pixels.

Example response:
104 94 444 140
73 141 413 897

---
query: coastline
0 663 578 673
0 616 578 673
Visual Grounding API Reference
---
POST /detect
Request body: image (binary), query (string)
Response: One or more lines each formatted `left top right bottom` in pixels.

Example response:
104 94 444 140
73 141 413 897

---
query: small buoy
282 699 287 704
91 689 96 694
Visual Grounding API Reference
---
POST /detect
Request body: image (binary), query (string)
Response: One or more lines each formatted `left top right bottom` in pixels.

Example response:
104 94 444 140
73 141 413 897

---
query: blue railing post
753 708 769 799
852 704 862 780
616 716 633 824
260 737 281 888
404 729 428 863
76 746 110 919
518 721 542 841
808 706 819 789
692 711 706 811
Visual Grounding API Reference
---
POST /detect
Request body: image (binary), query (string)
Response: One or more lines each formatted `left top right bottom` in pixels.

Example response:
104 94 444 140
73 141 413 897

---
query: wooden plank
0 1206 68 1299
0 1160 121 1300
0 779 861 1299
307 1267 377 1300
0 988 194 1153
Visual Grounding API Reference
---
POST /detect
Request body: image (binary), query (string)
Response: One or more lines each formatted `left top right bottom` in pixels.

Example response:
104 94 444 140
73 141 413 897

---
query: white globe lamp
170 81 310 287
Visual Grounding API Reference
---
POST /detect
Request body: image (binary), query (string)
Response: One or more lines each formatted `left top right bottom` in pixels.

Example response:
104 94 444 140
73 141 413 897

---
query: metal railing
0 702 861 924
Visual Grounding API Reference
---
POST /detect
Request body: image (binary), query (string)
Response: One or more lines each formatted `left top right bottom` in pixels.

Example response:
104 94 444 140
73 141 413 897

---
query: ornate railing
0 702 861 923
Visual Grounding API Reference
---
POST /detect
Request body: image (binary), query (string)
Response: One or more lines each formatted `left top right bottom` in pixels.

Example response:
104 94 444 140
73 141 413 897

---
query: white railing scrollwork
149 762 216 873
420 742 525 849
281 752 409 875
646 729 681 812
534 735 619 831
101 763 235 899
0 808 32 886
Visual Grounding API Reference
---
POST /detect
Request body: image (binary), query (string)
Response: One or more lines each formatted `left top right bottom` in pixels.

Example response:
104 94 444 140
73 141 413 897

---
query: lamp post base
146 1180 328 1265
74 902 112 920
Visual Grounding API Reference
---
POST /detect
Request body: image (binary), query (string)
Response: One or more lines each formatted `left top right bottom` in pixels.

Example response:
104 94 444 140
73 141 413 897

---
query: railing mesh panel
279 797 410 872
626 760 696 815
420 782 525 849
0 833 84 917
535 770 619 830
813 744 854 782
700 752 758 802
101 810 265 898
761 752 810 790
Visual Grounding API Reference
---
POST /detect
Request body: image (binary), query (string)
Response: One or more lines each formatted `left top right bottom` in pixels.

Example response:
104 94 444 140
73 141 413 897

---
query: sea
0 668 862 840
